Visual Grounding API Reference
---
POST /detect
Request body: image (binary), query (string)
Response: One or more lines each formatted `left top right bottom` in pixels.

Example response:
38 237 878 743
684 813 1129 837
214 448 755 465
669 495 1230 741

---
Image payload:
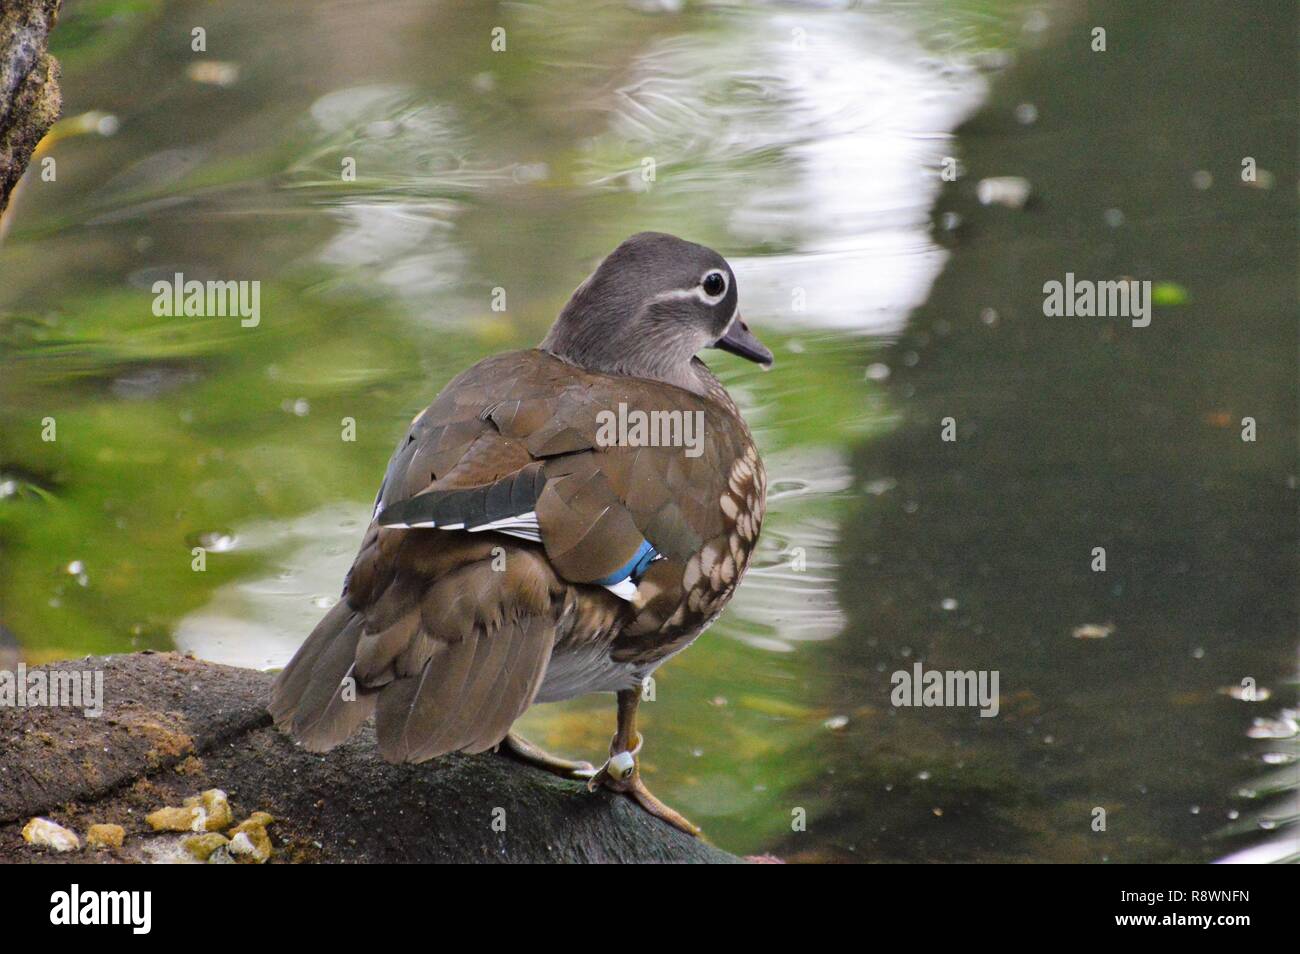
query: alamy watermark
1043 273 1150 327
50 884 150 934
595 402 706 458
152 272 260 327
891 662 999 717
1 664 103 718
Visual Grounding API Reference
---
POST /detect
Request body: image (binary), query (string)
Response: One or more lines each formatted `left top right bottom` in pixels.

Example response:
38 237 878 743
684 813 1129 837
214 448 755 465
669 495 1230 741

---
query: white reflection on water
290 9 988 330
586 10 987 334
285 85 474 301
722 446 854 651
1215 700 1300 864
174 503 364 669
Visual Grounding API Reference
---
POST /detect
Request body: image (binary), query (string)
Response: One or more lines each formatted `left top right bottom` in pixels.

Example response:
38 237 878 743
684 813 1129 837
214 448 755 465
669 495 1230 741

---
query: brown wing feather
370 546 559 763
269 602 373 752
464 617 554 753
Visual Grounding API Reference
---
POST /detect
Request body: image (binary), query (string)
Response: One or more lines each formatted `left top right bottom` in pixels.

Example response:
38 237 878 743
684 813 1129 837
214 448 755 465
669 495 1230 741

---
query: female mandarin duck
269 232 770 835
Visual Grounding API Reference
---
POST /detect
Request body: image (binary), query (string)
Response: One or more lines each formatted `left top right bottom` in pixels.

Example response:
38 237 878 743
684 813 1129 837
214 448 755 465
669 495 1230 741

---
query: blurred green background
0 0 1294 861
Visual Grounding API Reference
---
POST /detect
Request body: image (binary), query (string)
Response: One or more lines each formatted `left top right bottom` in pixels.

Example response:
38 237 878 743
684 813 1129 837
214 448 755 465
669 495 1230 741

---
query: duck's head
540 232 773 392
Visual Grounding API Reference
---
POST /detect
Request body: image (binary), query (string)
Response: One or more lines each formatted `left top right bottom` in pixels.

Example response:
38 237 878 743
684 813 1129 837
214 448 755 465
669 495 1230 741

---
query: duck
269 231 772 835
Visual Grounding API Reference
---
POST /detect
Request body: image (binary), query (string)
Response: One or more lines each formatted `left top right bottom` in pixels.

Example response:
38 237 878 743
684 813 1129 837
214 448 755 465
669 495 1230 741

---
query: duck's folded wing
370 351 735 594
377 461 547 537
375 448 654 592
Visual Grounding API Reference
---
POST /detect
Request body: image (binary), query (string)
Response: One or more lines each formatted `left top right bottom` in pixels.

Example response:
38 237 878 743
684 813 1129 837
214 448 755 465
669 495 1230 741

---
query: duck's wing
373 349 746 592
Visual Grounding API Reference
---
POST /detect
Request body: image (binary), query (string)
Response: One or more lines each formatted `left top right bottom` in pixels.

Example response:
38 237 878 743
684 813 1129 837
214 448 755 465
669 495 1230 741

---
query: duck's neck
540 339 717 399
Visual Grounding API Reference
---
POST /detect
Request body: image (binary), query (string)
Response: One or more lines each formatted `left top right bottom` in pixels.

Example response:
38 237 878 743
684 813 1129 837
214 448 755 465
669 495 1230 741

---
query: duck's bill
713 316 774 368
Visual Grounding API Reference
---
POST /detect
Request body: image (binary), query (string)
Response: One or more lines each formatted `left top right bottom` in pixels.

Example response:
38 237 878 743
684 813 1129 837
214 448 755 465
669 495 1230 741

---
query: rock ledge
0 652 738 863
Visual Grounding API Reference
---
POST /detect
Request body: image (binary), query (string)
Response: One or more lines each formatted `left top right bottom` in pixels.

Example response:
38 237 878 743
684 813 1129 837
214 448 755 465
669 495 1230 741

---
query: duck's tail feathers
269 600 375 752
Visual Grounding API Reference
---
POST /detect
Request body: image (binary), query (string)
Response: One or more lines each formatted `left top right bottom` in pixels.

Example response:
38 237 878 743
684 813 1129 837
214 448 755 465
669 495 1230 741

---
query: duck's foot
498 731 596 780
604 770 702 838
587 689 704 838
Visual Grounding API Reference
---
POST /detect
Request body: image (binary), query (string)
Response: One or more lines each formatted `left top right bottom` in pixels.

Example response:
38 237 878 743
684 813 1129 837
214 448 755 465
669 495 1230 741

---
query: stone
22 816 79 852
85 823 125 849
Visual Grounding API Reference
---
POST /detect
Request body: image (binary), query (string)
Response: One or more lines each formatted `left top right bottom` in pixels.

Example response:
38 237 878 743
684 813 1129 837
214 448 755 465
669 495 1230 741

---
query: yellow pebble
86 823 125 850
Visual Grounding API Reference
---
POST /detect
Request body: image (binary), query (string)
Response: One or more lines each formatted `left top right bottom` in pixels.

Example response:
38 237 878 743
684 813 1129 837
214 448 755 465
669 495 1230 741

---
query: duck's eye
702 271 727 298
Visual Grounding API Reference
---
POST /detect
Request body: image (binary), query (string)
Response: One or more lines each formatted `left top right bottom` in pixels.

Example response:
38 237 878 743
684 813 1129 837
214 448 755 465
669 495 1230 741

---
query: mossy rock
0 652 740 863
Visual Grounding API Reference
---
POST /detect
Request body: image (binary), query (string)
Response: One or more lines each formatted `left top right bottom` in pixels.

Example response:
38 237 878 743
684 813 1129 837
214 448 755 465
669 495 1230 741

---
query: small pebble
190 789 233 831
226 812 275 864
147 788 233 832
183 832 230 862
86 823 125 850
146 805 205 832
22 817 80 852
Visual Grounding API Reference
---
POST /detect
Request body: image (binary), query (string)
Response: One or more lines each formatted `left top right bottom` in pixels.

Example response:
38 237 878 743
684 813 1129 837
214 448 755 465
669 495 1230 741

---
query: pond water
0 0 1294 861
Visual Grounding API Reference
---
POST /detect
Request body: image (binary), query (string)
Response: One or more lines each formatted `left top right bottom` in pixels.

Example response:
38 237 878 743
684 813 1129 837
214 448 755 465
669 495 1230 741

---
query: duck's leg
588 688 702 837
498 731 596 779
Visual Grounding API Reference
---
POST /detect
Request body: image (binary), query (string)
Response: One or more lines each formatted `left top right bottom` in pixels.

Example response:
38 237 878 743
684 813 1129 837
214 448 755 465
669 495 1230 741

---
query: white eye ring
701 270 728 302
